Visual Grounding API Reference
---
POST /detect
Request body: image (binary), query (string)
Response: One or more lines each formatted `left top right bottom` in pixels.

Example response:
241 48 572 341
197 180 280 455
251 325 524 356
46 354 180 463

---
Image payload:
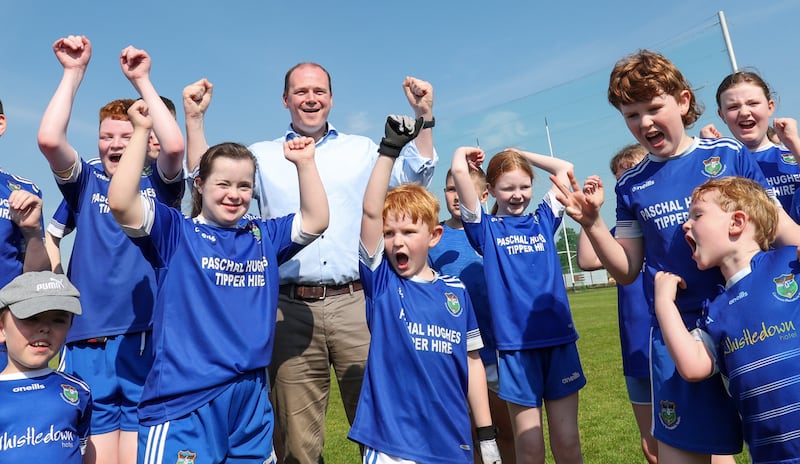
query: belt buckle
295 284 326 300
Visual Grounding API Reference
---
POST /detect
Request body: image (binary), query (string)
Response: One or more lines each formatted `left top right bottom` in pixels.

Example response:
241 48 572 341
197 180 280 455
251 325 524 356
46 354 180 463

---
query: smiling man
250 63 437 463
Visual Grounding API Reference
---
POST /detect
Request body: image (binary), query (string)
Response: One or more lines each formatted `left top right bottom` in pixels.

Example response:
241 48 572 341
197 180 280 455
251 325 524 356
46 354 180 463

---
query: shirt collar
284 123 339 145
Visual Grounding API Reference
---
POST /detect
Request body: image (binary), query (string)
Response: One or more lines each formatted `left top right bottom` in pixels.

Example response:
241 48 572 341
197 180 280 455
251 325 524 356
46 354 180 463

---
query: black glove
476 425 502 464
379 115 424 158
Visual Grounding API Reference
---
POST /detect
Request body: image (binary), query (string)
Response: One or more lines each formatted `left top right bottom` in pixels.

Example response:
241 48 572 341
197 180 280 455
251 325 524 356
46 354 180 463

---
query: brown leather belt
280 281 363 300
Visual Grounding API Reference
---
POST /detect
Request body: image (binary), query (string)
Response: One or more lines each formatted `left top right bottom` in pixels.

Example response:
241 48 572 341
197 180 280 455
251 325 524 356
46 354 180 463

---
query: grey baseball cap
0 271 81 319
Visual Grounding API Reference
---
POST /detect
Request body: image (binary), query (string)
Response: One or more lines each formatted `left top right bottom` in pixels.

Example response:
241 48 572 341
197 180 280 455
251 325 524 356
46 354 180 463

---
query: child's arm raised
8 190 50 272
450 146 485 218
552 171 644 284
37 35 91 174
774 117 800 157
654 271 715 381
183 79 213 174
510 148 573 194
402 77 434 159
283 137 328 236
121 46 184 179
362 116 424 253
108 100 152 229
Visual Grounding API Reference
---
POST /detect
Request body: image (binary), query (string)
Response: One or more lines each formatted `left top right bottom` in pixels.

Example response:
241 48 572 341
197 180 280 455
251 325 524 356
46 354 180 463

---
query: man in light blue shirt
182 65 436 463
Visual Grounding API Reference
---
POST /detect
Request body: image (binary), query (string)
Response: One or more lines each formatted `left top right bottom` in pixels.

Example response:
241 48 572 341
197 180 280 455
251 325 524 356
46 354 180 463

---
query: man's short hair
0 99 4 115
283 63 332 97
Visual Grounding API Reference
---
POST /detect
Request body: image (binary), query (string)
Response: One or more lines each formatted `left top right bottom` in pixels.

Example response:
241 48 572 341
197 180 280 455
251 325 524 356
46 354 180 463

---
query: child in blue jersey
107 99 328 464
37 36 185 464
655 176 800 463
429 166 516 463
554 49 800 464
46 98 181 273
0 271 91 464
699 71 800 212
0 98 51 371
348 115 500 464
576 143 656 464
451 145 584 463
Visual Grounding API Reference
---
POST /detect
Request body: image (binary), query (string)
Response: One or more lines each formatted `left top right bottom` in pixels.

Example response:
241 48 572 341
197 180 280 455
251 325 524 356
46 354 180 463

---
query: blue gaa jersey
615 137 769 315
430 223 497 366
131 199 307 425
46 199 75 239
349 241 482 464
461 191 577 350
753 144 800 212
699 247 800 463
47 158 101 240
0 368 91 464
56 158 183 342
0 169 42 287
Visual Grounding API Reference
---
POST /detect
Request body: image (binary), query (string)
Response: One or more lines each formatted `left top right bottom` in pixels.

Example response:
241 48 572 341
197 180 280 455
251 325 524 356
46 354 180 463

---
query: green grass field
320 286 750 463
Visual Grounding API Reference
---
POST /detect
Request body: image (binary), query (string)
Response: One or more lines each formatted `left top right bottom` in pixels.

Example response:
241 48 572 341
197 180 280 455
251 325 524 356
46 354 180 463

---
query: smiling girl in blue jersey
107 100 328 464
451 146 585 463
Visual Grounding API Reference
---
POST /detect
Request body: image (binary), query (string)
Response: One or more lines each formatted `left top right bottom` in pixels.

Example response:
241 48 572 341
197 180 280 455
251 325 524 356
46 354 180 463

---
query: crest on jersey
249 223 262 242
659 399 679 429
176 450 197 464
444 292 462 317
702 156 723 177
782 152 797 165
7 180 21 191
773 274 799 301
141 165 153 177
61 384 79 405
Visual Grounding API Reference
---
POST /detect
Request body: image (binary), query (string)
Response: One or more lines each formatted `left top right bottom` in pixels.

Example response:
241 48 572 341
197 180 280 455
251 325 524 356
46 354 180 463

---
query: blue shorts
651 327 742 454
138 369 275 464
60 331 153 434
497 342 586 407
625 376 651 404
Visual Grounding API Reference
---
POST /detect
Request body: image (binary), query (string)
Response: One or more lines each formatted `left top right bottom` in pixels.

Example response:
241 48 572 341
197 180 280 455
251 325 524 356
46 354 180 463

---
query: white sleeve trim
120 195 155 238
291 213 320 245
690 327 719 375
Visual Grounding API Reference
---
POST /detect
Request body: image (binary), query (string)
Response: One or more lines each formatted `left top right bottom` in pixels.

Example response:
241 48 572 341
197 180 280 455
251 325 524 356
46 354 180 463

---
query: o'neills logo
11 383 45 393
35 278 65 293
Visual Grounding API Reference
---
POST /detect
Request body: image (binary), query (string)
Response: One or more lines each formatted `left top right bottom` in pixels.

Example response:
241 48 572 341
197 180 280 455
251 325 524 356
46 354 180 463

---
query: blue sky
1 1 798 258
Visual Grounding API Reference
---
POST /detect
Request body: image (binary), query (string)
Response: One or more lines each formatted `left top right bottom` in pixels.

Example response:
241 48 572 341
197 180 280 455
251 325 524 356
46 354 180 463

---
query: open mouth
30 340 50 348
645 132 665 147
685 234 697 253
738 120 756 130
395 252 409 270
108 154 122 163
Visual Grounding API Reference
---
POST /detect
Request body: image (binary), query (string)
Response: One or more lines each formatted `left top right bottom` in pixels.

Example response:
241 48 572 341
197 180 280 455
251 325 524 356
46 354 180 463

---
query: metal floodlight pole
545 118 576 290
718 10 738 73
